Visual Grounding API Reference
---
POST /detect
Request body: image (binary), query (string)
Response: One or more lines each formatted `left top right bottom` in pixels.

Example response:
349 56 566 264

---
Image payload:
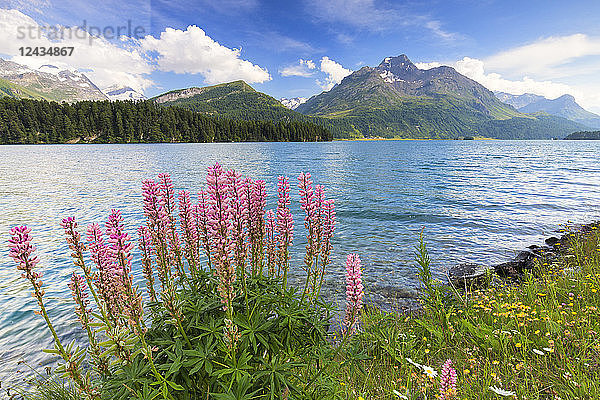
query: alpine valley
0 54 596 141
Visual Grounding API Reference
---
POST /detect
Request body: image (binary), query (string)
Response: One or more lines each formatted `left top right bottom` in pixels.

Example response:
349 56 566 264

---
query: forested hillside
0 98 332 144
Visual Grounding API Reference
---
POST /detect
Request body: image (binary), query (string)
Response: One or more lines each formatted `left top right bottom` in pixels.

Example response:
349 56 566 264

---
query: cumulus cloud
484 34 600 77
140 25 271 84
414 61 442 70
0 9 153 91
279 58 316 77
317 56 352 90
454 57 573 99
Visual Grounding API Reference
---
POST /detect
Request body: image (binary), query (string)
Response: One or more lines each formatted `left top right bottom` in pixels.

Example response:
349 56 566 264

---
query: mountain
296 55 586 139
103 85 146 101
0 58 107 102
564 131 600 140
0 77 49 100
494 92 545 109
153 80 306 121
280 97 308 110
520 95 600 128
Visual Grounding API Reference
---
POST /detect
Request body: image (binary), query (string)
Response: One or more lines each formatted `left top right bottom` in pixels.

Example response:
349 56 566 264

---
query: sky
1 0 600 112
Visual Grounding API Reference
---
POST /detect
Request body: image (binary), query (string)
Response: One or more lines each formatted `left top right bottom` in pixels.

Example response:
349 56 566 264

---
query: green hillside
153 81 301 121
0 77 49 100
296 55 587 139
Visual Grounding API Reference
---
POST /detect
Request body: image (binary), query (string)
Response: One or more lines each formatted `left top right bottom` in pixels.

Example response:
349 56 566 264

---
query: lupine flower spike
439 359 457 399
9 226 97 398
276 176 293 286
344 253 364 335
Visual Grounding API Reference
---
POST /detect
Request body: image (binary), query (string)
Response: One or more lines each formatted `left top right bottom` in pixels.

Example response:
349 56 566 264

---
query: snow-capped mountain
103 85 146 101
279 97 307 110
495 92 600 129
0 58 107 102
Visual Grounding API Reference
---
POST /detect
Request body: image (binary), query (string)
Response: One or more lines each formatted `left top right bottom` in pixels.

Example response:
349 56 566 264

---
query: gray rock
448 263 494 288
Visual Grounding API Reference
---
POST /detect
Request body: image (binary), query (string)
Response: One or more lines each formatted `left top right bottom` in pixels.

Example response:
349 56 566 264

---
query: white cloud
0 9 153 91
317 56 352 90
425 21 459 41
454 57 573 99
484 34 600 77
140 25 271 84
415 61 442 70
306 0 460 41
279 58 316 77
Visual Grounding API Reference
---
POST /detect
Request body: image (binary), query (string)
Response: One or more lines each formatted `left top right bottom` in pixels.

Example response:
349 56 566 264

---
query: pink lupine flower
138 226 157 303
313 184 325 245
178 190 199 275
142 179 171 286
195 190 212 269
106 210 142 325
265 210 277 276
9 226 44 307
276 176 293 278
69 272 92 329
86 223 121 320
439 359 457 399
298 172 317 273
314 198 336 298
344 253 364 334
226 170 249 275
249 180 266 274
159 173 185 277
61 217 88 269
206 163 236 311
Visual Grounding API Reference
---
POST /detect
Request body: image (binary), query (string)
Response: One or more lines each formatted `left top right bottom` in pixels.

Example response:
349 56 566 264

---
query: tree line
0 98 332 144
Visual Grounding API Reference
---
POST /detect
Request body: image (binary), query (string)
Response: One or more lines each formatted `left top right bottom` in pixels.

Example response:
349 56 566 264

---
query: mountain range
0 55 595 139
294 55 587 139
0 58 145 102
494 92 600 129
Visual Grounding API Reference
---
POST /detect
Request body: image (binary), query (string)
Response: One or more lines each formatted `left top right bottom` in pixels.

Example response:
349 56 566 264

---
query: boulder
448 263 494 288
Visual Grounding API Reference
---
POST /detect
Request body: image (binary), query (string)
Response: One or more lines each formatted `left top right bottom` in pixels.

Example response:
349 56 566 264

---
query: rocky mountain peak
377 54 419 74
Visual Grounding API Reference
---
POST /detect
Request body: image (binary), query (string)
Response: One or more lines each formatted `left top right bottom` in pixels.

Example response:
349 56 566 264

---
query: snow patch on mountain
280 97 307 110
103 85 146 101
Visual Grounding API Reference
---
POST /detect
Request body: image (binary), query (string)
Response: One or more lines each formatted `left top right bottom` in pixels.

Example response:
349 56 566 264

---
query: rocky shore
449 222 599 288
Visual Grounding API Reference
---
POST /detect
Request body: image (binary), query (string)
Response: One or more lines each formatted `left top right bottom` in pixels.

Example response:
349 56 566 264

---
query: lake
1 140 599 391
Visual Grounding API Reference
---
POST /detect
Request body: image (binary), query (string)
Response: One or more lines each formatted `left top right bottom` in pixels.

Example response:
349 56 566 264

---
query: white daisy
489 386 516 397
532 348 545 355
422 365 438 378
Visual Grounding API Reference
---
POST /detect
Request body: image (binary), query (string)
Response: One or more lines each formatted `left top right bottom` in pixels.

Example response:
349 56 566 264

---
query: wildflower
9 226 43 309
463 369 470 375
178 190 199 275
515 343 522 348
344 253 364 334
439 359 457 399
489 386 516 397
276 176 293 281
543 347 554 353
227 170 249 276
206 163 236 312
137 226 157 303
265 210 277 276
532 348 544 356
69 272 93 329
248 179 266 274
423 365 438 378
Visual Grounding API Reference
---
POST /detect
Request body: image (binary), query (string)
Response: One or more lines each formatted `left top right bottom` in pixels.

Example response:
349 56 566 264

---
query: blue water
1 140 599 392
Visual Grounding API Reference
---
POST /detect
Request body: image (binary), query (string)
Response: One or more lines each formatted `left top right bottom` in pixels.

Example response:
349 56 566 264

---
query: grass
19 225 600 400
326 226 600 399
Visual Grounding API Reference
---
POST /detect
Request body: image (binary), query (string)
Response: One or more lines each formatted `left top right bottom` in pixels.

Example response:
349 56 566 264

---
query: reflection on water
0 140 599 391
